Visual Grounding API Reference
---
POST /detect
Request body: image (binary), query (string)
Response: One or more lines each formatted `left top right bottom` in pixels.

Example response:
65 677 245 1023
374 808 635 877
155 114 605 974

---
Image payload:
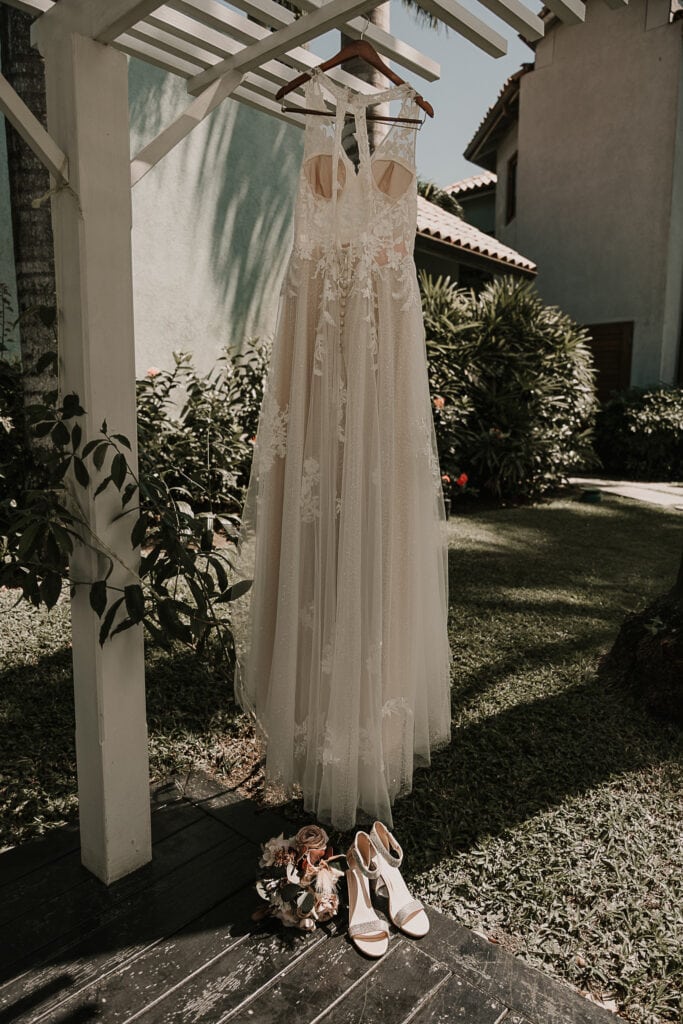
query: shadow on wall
128 61 302 371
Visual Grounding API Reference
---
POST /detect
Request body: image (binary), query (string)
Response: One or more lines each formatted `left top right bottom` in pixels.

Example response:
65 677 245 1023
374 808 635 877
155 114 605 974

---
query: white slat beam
92 1 169 44
116 30 205 77
418 0 508 57
0 71 69 183
233 0 440 82
186 0 385 95
165 2 380 93
31 24 152 885
136 13 324 98
31 0 168 42
145 8 304 89
130 69 242 185
543 0 586 23
2 0 51 15
232 83 305 128
471 0 544 41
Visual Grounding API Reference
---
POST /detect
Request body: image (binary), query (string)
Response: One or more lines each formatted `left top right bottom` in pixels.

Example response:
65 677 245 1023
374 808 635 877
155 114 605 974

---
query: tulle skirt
230 250 452 830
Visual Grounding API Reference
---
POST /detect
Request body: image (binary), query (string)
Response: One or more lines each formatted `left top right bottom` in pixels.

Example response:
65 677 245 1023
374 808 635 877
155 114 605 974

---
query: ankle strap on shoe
348 831 380 879
370 821 403 867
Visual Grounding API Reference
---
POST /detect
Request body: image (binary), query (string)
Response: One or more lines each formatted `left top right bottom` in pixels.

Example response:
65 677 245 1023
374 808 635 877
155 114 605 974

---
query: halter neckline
308 66 415 108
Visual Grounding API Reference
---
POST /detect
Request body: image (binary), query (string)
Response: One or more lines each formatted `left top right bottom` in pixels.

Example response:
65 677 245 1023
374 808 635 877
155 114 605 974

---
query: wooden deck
0 772 616 1024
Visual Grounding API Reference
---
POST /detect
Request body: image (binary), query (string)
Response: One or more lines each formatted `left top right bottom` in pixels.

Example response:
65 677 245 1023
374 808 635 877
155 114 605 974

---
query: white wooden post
31 21 151 884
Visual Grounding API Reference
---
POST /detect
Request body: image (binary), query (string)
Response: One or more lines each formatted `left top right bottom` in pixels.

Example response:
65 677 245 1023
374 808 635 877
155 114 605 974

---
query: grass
0 493 681 1022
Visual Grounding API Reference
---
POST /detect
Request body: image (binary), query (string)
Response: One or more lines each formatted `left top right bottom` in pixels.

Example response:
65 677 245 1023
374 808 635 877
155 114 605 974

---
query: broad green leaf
99 596 124 645
89 580 108 617
111 452 127 490
124 583 145 623
41 571 62 610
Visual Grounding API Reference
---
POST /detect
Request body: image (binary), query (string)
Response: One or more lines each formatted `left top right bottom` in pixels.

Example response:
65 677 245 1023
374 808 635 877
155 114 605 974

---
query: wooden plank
314 942 451 1024
0 836 257 1023
418 911 616 1024
109 901 325 1024
0 801 205 928
408 966 509 1024
0 826 80 889
0 814 234 976
0 72 68 184
33 886 321 1024
179 772 296 845
186 0 386 95
217 930 396 1024
0 779 186 890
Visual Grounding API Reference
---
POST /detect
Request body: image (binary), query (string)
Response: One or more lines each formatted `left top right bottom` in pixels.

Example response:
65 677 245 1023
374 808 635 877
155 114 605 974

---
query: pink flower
146 367 160 378
456 473 468 488
433 395 445 410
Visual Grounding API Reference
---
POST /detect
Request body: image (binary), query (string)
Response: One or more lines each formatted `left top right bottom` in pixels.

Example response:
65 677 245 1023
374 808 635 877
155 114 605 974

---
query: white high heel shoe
345 831 390 958
369 821 430 938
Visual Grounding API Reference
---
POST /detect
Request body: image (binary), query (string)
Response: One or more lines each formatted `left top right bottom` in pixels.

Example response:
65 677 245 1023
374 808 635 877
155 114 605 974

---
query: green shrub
595 387 683 481
422 274 598 499
136 342 269 525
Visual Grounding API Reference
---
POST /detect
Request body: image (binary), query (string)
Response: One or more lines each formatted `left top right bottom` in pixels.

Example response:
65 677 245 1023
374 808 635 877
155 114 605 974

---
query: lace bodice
292 68 419 266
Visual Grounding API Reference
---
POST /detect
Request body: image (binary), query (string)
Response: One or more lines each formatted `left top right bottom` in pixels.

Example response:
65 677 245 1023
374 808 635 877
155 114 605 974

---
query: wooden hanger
275 38 433 125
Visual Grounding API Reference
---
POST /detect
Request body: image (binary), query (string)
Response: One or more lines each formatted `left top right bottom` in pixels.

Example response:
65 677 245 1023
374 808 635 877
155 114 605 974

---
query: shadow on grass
394 673 681 872
391 497 682 868
0 640 241 848
1 496 680 869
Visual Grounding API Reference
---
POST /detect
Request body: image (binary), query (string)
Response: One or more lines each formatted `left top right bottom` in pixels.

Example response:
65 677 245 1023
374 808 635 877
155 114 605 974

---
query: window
505 152 518 224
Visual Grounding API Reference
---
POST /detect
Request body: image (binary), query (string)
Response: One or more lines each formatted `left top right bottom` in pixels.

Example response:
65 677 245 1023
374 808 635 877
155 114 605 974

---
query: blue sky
315 0 535 186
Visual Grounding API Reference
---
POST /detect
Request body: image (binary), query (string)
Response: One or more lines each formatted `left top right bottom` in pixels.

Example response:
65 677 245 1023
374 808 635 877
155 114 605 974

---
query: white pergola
0 0 608 884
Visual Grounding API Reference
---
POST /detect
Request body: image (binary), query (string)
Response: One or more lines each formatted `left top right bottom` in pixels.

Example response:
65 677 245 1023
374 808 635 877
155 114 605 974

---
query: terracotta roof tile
416 196 536 273
446 170 497 195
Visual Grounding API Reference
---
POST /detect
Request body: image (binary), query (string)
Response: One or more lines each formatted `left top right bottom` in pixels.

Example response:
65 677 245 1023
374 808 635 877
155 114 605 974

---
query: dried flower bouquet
254 825 346 931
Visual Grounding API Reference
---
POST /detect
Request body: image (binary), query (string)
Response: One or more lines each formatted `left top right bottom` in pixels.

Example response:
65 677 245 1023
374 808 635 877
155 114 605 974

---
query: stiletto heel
345 831 390 958
369 821 430 938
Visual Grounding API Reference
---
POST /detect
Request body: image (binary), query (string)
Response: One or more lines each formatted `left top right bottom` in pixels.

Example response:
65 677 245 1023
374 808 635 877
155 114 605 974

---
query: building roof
463 65 532 171
416 196 537 274
446 170 497 196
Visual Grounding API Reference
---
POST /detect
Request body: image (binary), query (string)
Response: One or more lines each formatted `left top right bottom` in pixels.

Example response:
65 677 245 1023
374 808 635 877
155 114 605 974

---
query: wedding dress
231 68 452 830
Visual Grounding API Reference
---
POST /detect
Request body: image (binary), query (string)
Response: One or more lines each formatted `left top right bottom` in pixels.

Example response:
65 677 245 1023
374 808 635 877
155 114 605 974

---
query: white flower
258 832 294 869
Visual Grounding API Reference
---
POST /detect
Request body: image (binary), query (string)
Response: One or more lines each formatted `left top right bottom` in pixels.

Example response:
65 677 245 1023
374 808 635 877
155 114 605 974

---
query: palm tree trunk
340 2 391 162
0 7 57 448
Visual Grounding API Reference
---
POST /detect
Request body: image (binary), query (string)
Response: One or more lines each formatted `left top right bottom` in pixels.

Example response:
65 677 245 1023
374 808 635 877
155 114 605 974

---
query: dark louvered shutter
584 322 633 403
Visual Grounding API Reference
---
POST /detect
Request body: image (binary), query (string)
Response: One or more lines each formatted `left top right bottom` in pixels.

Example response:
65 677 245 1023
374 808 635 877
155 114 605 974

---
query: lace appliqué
300 457 321 522
417 413 443 495
257 399 289 474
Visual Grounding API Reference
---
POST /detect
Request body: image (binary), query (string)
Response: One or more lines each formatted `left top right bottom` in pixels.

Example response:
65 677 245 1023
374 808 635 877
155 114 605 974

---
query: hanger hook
360 15 369 40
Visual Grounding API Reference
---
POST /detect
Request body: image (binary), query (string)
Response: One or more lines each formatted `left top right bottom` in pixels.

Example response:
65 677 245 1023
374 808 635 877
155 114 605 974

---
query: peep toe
345 831 390 958
369 821 430 938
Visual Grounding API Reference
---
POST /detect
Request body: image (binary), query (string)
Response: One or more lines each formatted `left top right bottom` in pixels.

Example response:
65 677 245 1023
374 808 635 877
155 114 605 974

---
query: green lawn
0 493 681 1022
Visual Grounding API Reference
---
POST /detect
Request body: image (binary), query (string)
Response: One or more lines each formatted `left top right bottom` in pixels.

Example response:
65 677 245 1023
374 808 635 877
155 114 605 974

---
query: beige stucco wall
0 54 303 371
498 0 683 385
